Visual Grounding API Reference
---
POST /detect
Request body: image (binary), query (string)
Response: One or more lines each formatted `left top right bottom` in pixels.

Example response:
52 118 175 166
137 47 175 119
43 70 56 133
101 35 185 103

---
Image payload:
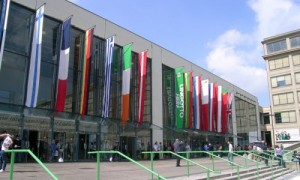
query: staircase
195 165 293 180
284 143 300 151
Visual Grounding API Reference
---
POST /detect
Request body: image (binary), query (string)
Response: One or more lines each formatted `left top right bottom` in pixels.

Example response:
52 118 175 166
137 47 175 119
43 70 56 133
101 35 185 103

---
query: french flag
201 79 209 131
55 17 71 112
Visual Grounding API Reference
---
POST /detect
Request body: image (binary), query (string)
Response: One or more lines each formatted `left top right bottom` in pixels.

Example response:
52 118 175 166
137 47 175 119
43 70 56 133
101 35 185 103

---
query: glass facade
0 3 152 161
235 97 258 146
0 1 260 163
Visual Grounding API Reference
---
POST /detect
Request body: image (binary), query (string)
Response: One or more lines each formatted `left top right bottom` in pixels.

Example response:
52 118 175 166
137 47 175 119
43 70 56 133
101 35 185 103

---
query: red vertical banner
213 84 218 132
138 51 147 124
80 28 93 115
198 76 202 129
201 79 209 131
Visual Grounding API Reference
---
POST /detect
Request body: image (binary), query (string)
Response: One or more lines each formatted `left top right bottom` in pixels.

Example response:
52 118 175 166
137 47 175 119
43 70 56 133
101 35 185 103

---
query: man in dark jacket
173 139 183 167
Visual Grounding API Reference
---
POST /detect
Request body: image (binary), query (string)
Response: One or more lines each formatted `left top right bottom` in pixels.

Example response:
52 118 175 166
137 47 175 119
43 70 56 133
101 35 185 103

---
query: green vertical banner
175 67 184 129
184 72 190 128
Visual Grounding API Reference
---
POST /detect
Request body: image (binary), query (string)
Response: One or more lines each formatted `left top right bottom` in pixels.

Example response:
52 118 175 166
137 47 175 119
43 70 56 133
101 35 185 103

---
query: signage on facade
274 129 300 142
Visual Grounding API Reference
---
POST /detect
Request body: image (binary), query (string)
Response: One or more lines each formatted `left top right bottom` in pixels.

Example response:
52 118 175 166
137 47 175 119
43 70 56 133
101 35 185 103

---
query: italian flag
121 44 132 122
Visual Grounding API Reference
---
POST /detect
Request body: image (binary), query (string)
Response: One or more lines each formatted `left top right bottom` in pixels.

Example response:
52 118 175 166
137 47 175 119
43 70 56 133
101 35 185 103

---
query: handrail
283 147 300 161
230 151 266 179
88 150 166 180
186 151 244 180
5 149 58 180
142 151 220 180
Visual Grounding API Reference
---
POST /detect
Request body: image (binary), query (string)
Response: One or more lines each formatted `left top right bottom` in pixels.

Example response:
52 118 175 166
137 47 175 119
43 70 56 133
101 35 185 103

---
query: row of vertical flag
0 3 148 123
175 67 233 134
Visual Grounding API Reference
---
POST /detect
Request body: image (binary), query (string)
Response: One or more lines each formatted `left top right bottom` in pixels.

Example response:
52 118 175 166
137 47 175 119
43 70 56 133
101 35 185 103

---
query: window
269 57 289 70
275 111 296 123
270 74 291 87
267 40 287 54
291 36 300 48
295 72 300 84
273 92 294 105
263 113 270 124
297 91 300 102
292 54 300 66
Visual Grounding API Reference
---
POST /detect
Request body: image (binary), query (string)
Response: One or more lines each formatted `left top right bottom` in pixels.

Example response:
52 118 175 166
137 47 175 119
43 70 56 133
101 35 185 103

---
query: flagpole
63 15 73 22
105 34 116 39
35 2 46 11
122 42 133 47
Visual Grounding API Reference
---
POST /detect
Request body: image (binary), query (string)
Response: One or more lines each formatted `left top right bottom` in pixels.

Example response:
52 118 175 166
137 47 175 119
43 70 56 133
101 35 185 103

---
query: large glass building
0 0 260 162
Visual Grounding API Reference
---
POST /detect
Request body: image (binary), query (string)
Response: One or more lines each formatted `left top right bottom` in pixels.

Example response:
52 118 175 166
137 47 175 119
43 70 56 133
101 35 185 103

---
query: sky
69 0 300 107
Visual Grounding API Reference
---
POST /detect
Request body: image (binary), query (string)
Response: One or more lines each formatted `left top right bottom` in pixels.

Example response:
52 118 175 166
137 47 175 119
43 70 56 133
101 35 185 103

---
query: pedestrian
262 142 269 166
218 144 223 158
0 133 13 172
153 142 159 160
275 145 284 167
173 139 183 167
50 140 56 162
14 135 22 163
227 140 233 163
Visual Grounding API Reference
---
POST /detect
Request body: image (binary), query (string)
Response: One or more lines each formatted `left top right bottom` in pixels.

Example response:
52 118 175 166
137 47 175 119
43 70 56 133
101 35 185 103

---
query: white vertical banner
25 5 45 107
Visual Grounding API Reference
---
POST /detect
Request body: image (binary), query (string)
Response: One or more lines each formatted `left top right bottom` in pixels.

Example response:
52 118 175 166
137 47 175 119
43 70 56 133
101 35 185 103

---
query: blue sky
69 0 300 107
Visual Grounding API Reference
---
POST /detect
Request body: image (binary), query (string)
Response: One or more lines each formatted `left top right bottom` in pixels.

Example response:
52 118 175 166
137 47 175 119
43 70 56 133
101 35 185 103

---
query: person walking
227 140 233 164
153 142 159 160
275 145 284 167
0 133 13 172
173 139 183 167
13 135 22 163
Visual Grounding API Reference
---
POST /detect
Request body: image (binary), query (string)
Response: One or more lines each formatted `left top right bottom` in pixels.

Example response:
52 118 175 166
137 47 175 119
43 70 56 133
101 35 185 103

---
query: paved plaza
0 157 300 180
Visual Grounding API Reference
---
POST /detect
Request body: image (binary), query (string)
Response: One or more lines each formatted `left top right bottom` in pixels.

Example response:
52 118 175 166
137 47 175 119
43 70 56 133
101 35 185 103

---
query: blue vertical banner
25 5 45 107
101 36 115 118
0 0 10 71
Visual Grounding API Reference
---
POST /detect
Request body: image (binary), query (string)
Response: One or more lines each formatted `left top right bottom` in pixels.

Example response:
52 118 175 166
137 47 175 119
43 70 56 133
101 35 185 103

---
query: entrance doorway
120 136 137 159
265 131 272 147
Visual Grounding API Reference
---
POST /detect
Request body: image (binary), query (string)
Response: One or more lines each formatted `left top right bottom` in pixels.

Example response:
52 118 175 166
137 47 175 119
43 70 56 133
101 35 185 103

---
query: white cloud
205 0 300 106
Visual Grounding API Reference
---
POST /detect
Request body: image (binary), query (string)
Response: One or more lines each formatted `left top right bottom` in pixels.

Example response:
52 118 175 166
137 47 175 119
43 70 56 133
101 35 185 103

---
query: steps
195 165 294 180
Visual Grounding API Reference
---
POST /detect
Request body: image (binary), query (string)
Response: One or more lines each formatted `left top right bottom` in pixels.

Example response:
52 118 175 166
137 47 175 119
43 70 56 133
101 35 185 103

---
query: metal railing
88 150 166 180
184 151 244 180
142 151 220 180
5 149 58 180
